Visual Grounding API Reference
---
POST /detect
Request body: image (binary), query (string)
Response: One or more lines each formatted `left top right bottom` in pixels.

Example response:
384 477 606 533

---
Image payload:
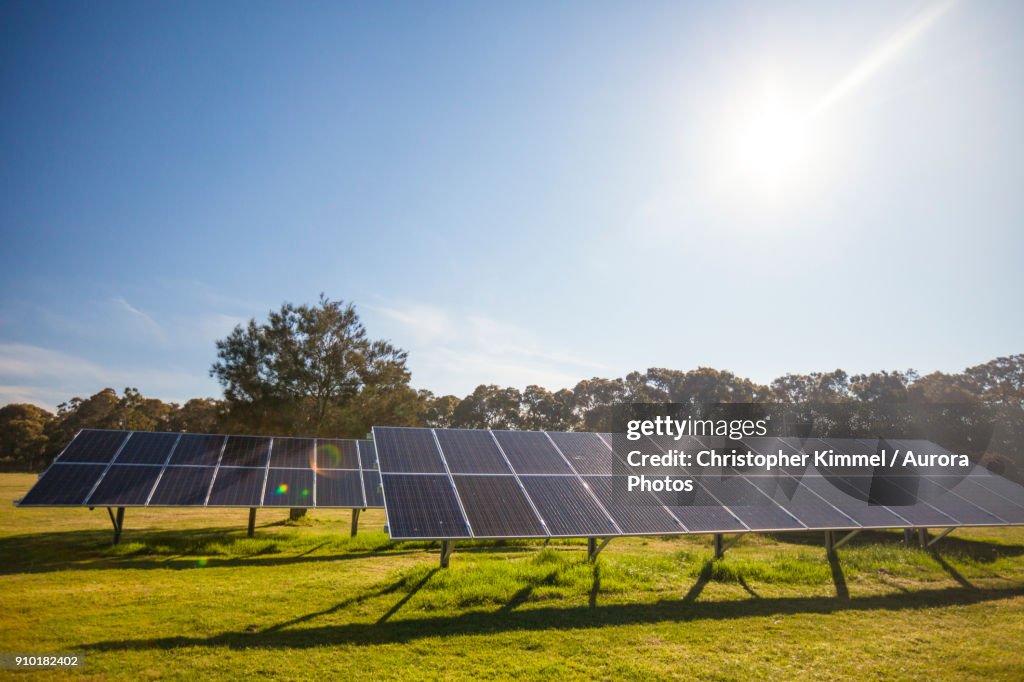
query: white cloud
363 301 611 397
0 343 216 410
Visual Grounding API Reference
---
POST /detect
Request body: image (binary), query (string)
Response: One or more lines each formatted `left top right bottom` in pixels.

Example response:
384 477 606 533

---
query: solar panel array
18 429 384 509
372 426 1024 540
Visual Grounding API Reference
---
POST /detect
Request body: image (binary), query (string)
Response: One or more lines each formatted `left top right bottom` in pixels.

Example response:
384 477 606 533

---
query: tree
211 294 412 437
0 404 54 471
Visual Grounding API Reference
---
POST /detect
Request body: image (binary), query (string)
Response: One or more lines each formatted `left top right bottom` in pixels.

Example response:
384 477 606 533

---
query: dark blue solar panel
317 439 360 469
381 474 471 539
57 430 129 464
519 476 616 537
18 464 107 505
435 429 511 474
148 466 215 506
357 439 378 470
263 468 314 506
315 470 364 507
547 432 613 475
372 427 446 473
116 432 179 464
220 436 271 467
87 465 163 505
491 430 573 474
169 434 224 466
207 467 266 506
583 476 683 534
453 475 546 537
270 438 315 468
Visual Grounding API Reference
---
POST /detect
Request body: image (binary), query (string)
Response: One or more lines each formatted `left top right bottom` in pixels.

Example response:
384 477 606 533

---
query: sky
1 0 1022 410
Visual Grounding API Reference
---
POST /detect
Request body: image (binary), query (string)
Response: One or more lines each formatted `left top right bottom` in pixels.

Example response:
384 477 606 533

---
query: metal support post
351 508 361 537
248 507 257 538
832 529 861 550
107 507 125 545
440 540 455 568
825 530 835 554
588 537 611 562
927 527 955 547
917 528 928 548
714 533 724 559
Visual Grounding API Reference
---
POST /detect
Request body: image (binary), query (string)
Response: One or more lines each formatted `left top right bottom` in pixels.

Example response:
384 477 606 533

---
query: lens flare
196 557 208 568
276 483 288 495
301 489 310 497
321 443 341 467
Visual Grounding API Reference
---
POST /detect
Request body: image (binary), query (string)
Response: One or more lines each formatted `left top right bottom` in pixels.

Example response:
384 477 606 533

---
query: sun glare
729 92 811 196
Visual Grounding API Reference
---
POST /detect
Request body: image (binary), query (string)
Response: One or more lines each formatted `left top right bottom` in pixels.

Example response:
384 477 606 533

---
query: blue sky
1 0 1021 410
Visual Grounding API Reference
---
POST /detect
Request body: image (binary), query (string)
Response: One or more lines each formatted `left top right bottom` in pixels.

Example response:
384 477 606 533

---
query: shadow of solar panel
58 430 129 463
698 475 804 530
317 439 360 469
170 434 224 466
548 432 613 475
220 436 271 467
941 477 1024 523
583 476 683 534
436 429 511 474
452 475 546 537
491 430 573 474
116 432 180 464
18 464 107 505
800 475 915 528
148 467 215 505
315 470 364 507
263 469 314 506
357 440 378 470
269 438 315 468
363 469 384 507
519 476 616 536
208 467 266 506
746 474 857 530
381 474 470 538
373 428 446 473
87 465 163 505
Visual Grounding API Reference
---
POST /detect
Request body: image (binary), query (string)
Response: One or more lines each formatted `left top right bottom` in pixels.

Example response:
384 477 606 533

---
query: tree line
2 296 1021 481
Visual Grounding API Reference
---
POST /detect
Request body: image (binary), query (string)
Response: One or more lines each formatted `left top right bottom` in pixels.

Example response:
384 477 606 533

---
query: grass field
1 473 1023 680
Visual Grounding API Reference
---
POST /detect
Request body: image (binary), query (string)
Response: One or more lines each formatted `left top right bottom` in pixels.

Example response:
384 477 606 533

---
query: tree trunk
289 508 307 521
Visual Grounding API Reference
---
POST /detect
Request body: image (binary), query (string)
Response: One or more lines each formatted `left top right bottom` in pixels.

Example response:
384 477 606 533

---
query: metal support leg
713 533 724 559
832 529 861 550
588 537 611 562
107 507 125 545
825 530 835 554
903 528 914 545
927 527 954 547
351 508 361 537
917 528 928 548
248 507 257 538
440 540 455 568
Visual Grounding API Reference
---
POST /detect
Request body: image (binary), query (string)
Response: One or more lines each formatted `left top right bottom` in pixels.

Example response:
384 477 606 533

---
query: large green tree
211 295 416 437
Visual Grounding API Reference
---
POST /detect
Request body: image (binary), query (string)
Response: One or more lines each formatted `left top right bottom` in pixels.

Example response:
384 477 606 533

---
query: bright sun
729 93 811 196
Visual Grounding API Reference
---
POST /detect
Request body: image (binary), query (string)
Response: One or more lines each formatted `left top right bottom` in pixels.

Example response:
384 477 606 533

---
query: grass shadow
77 583 1024 652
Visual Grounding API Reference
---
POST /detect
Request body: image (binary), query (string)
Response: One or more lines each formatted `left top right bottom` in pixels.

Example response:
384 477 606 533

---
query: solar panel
583 476 683 534
170 434 224 466
491 430 574 474
116 432 180 464
19 429 383 510
372 427 446 473
363 469 385 507
149 466 215 506
435 429 511 474
548 432 614 475
381 473 470 539
452 475 546 537
519 476 617 537
263 468 314 507
318 439 360 469
87 465 163 506
19 464 107 505
57 429 129 463
270 437 315 468
357 439 378 470
220 436 271 467
207 467 266 506
315 469 364 507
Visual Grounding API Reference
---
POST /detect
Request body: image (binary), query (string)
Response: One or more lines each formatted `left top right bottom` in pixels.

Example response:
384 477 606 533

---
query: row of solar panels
18 430 383 508
369 427 1024 540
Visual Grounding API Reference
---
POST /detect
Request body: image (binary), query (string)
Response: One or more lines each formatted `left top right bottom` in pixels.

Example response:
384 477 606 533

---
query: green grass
1 473 1023 680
